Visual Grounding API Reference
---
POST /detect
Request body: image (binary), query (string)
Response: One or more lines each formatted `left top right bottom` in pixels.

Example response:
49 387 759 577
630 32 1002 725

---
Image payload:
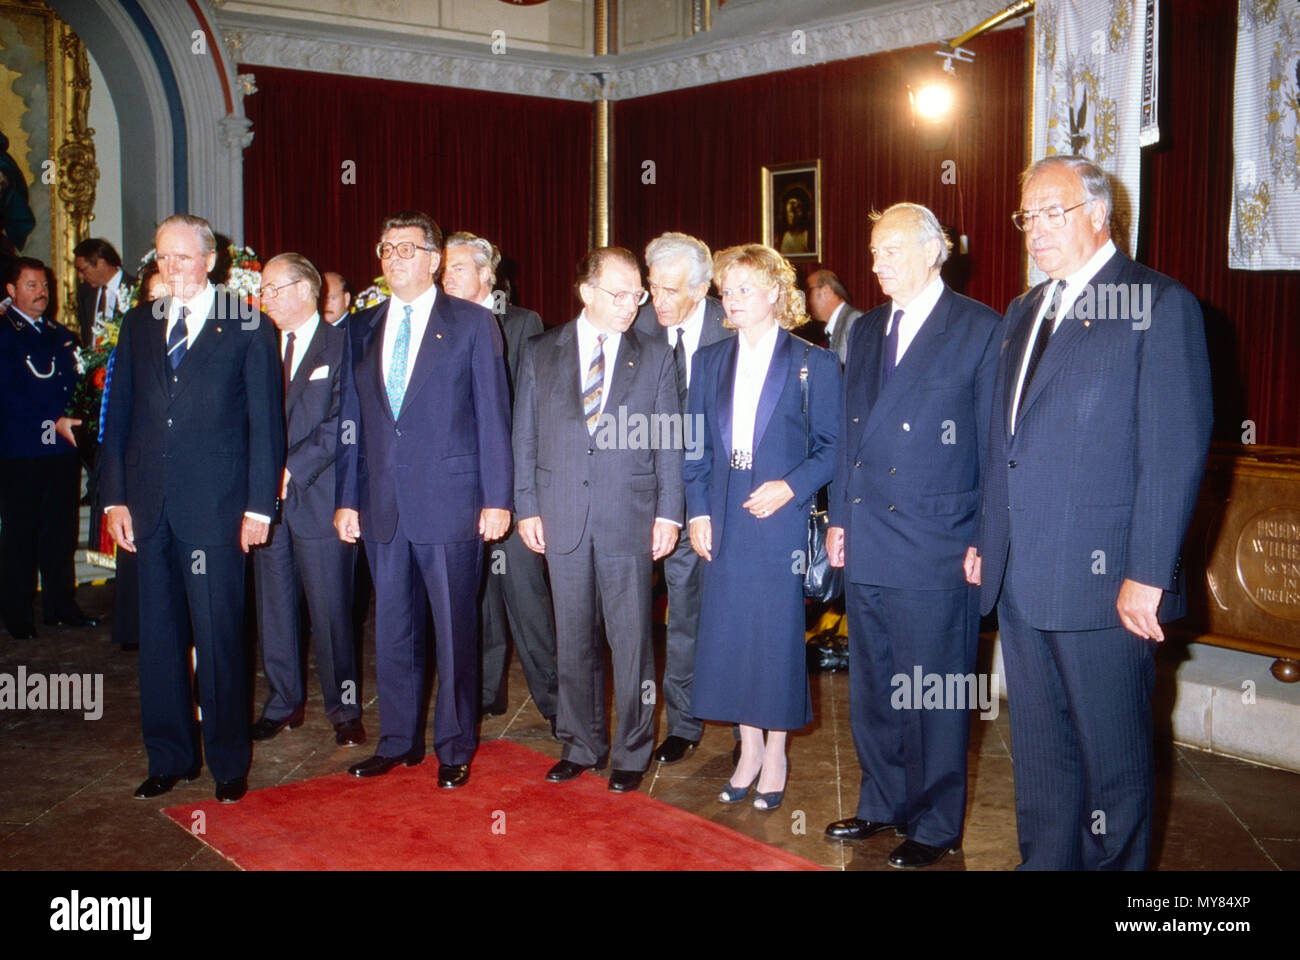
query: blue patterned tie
167 306 189 369
583 334 607 435
386 303 412 418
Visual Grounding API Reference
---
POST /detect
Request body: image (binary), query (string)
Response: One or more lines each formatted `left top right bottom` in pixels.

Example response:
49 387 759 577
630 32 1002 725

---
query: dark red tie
282 331 295 394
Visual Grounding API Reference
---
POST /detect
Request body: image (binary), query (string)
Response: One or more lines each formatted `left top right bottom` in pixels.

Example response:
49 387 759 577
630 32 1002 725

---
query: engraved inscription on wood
1236 508 1300 621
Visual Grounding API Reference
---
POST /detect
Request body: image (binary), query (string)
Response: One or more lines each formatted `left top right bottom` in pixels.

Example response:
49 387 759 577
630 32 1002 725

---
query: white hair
645 232 712 290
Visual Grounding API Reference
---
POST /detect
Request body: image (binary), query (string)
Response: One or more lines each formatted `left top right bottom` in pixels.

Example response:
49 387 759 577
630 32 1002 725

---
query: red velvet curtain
1145 0 1300 447
612 27 1027 316
241 67 592 328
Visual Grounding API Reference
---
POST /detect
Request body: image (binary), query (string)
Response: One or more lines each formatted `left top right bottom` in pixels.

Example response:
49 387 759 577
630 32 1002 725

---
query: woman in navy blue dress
685 244 840 810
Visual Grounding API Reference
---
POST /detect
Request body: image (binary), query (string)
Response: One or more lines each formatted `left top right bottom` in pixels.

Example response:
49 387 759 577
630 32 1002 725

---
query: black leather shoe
888 838 958 869
608 769 643 793
133 764 200 799
250 708 305 741
438 763 470 788
333 718 366 746
545 759 593 782
480 698 507 718
348 751 422 778
653 736 699 764
215 777 248 803
44 611 99 629
119 641 139 652
824 817 905 841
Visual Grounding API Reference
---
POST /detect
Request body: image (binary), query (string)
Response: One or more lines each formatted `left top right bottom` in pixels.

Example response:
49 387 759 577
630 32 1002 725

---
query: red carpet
163 740 823 870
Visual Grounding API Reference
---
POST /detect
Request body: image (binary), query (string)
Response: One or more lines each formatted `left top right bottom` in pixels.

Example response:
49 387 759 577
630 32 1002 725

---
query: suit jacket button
888 466 897 474
852 497 862 504
167 418 173 427
851 416 860 423
888 504 896 511
854 459 862 468
583 480 589 487
1008 459 1017 468
395 428 402 437
901 422 911 432
588 448 594 455
172 375 178 382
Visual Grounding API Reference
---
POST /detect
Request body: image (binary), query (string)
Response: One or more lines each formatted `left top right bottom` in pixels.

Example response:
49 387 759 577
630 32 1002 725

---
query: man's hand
334 508 361 544
107 505 135 554
55 416 82 447
240 517 270 553
964 546 981 586
479 507 510 542
689 517 712 562
280 469 291 499
743 480 795 519
518 516 545 554
651 520 679 561
1117 578 1165 642
827 526 846 568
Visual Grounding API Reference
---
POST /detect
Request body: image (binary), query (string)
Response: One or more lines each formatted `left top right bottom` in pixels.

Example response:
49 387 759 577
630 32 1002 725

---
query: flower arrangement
64 292 126 441
353 275 391 311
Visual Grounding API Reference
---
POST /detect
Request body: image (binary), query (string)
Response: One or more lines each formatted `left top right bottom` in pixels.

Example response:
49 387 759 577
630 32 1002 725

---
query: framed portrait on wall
762 160 821 261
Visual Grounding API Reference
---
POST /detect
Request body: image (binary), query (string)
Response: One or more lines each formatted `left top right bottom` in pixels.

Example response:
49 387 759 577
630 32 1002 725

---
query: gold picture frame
761 160 821 261
0 0 97 333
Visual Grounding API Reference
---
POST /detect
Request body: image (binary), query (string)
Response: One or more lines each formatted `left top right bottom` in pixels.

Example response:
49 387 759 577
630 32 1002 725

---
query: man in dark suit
0 258 95 639
74 239 135 348
251 253 363 747
334 210 513 790
514 246 683 793
633 232 733 764
102 213 285 804
442 231 558 727
823 204 1000 868
805 269 863 365
968 155 1212 870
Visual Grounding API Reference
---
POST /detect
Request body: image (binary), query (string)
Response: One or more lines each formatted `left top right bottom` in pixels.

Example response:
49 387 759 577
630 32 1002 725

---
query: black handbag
800 346 843 603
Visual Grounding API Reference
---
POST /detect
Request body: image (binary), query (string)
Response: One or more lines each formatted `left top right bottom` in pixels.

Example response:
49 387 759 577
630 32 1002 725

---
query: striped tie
583 334 607 435
167 306 189 369
386 304 412 418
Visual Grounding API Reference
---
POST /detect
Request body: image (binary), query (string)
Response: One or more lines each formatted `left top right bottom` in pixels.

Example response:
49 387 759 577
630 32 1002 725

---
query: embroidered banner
1229 1 1300 271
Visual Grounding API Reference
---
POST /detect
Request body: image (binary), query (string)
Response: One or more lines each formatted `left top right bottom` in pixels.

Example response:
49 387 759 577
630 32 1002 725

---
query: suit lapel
394 293 448 422
753 328 793 451
846 307 885 454
716 337 737 455
604 327 642 414
859 293 952 448
166 296 227 405
555 321 587 427
359 303 395 424
1016 253 1127 427
286 324 329 411
143 302 168 396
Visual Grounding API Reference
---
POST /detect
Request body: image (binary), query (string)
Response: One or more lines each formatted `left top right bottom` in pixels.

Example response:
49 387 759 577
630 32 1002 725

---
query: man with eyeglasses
966 155 1212 870
250 253 364 749
103 214 285 804
334 210 513 790
441 231 558 731
513 246 684 793
632 231 733 765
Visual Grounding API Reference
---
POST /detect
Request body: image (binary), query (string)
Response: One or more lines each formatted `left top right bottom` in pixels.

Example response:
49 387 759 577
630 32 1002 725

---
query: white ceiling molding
217 0 1016 102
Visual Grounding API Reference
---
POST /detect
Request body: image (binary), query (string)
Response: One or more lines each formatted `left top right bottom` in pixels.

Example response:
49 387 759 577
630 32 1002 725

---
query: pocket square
308 365 329 380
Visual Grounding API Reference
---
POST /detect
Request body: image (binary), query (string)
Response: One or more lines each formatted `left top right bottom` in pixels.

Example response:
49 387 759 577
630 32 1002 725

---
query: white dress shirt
281 312 320 381
666 298 707 388
96 268 125 320
886 274 945 365
165 282 216 350
381 284 438 393
730 321 780 456
575 310 621 413
1009 239 1117 432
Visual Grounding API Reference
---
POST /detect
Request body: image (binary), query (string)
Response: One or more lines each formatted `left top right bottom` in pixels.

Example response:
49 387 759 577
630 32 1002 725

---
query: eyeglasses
1011 200 1092 232
260 278 302 300
377 241 435 260
595 286 648 308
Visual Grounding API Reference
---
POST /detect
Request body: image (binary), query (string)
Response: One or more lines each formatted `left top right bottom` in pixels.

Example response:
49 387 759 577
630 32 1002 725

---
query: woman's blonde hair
712 243 807 331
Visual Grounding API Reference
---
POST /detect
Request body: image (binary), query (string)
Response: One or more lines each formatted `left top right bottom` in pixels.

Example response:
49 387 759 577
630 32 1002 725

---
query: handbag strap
799 343 812 459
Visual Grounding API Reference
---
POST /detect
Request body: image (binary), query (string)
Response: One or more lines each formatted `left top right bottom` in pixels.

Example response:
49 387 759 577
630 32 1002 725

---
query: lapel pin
1083 320 1091 328
627 360 634 366
216 326 223 333
436 332 443 339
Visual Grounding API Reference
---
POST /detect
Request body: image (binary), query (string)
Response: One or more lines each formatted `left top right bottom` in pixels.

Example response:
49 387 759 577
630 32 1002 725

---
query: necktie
583 333 607 435
1016 282 1065 427
880 309 902 390
168 306 189 370
672 329 688 409
282 331 296 394
386 304 412 418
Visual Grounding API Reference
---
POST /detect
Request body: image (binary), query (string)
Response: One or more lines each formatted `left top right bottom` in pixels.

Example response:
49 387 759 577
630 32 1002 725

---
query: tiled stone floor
1 580 1297 871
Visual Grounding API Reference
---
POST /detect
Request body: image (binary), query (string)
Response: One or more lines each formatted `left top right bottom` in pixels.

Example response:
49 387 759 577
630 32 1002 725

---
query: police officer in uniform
0 258 97 638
